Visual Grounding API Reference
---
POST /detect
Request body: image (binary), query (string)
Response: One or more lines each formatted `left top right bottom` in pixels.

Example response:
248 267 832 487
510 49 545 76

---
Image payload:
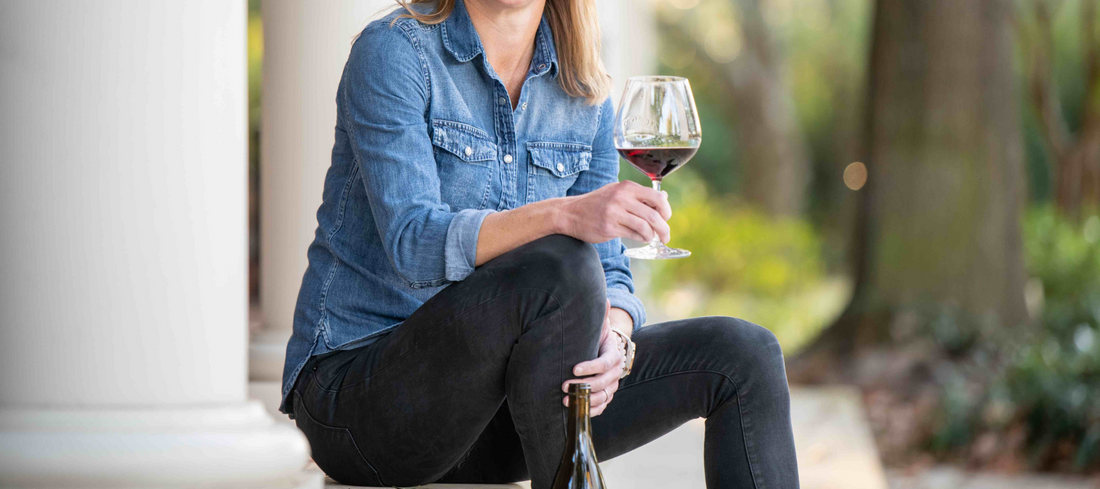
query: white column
250 0 393 414
0 2 317 487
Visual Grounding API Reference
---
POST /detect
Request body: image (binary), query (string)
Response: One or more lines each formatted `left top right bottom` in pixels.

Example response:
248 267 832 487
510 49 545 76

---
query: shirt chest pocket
526 142 592 203
432 120 496 210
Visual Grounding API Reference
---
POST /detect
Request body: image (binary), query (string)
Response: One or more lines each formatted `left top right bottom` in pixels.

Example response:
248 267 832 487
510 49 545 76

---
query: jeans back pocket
293 391 384 486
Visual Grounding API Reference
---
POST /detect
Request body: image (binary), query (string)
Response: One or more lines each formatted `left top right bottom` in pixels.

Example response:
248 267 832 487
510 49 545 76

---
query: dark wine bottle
551 383 607 489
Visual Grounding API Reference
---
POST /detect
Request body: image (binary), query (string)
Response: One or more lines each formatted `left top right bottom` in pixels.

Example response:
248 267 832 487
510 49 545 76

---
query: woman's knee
498 235 603 295
487 234 605 329
524 234 603 285
705 317 788 385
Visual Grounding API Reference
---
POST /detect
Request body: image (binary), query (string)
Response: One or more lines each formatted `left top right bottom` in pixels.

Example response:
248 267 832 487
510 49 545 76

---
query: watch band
609 328 636 378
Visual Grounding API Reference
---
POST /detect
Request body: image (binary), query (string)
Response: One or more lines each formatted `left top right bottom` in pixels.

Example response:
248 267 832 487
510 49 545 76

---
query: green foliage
653 200 824 298
1008 207 1100 468
931 207 1100 470
640 185 844 352
248 2 263 141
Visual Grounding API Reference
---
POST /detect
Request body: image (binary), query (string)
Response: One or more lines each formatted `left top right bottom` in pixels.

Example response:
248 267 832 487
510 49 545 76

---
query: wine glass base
624 244 691 260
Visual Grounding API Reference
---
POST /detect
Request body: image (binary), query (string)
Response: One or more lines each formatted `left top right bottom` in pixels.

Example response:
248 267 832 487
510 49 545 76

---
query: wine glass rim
627 75 688 83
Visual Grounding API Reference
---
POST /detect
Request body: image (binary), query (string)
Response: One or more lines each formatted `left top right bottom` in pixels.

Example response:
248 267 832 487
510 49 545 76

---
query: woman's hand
563 300 625 416
556 180 672 245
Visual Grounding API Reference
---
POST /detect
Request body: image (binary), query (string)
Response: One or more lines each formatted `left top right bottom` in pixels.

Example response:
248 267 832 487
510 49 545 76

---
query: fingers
626 199 671 243
565 338 624 404
572 347 620 377
562 382 619 417
630 183 673 221
616 213 655 243
566 355 621 394
614 222 651 243
591 389 615 416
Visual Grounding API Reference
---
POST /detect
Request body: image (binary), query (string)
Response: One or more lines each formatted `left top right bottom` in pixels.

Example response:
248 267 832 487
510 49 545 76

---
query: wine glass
614 76 702 260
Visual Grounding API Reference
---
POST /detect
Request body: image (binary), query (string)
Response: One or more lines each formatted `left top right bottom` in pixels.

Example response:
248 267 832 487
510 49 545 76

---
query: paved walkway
887 467 1100 489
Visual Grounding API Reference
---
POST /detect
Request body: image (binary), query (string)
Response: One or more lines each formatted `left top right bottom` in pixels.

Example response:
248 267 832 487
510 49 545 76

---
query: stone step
325 483 528 489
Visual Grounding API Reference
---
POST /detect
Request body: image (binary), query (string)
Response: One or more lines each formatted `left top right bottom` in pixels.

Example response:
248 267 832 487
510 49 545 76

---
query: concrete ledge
325 480 530 489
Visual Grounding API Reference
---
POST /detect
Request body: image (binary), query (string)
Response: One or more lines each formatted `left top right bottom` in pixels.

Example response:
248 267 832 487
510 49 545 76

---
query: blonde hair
396 0 610 105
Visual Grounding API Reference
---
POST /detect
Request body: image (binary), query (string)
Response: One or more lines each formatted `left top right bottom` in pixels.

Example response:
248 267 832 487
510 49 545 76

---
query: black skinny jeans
291 235 799 489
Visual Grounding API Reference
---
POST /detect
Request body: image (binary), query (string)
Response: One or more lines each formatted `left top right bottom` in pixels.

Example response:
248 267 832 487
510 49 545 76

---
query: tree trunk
789 0 1029 383
658 0 810 216
1021 0 1100 216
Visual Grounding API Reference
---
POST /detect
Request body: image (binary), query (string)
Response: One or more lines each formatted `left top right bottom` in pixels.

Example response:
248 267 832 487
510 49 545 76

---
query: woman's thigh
292 235 605 487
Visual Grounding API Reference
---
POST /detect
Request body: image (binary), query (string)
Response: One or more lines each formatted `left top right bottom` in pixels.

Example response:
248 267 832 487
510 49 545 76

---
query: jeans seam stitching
736 377 763 489
615 369 763 489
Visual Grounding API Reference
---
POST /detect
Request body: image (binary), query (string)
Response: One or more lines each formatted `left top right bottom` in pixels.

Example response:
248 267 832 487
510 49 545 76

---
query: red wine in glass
617 147 698 181
613 76 701 259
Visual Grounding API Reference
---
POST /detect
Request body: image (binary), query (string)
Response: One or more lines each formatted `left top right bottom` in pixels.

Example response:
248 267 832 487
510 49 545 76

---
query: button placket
495 87 518 210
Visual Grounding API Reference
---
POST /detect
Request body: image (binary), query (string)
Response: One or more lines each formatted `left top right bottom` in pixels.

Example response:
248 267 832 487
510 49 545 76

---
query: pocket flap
527 141 592 177
432 120 497 162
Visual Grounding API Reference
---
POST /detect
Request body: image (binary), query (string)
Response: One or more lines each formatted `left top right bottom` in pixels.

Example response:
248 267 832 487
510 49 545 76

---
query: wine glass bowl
614 76 702 260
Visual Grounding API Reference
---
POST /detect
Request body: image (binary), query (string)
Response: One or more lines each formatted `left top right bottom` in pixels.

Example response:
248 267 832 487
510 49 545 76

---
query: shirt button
503 154 514 164
464 147 473 157
556 163 565 172
498 96 507 105
521 102 528 110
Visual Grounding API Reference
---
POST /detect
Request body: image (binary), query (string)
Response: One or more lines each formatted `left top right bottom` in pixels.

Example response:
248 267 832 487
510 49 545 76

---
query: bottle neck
567 390 592 443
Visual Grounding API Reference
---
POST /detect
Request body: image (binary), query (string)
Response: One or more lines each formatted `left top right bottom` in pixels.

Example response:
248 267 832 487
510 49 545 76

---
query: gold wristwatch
609 328 636 378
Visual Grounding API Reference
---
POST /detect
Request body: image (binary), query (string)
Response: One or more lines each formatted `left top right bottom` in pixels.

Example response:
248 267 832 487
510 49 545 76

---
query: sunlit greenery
635 174 846 353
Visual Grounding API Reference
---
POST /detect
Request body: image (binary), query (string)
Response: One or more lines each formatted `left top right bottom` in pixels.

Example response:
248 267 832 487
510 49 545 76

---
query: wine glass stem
650 179 664 249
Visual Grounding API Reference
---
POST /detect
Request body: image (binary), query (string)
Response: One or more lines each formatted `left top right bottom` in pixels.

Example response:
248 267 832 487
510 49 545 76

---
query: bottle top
568 383 591 398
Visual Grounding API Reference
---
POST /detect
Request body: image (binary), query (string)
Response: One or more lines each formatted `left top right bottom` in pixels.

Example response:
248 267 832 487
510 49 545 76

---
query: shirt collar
441 0 559 78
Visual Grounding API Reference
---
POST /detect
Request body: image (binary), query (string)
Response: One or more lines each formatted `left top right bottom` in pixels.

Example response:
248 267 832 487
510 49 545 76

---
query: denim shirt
280 0 646 414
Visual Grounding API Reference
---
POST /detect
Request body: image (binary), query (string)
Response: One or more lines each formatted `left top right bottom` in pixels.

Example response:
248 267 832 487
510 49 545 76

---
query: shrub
641 185 839 352
1005 207 1100 469
931 207 1100 471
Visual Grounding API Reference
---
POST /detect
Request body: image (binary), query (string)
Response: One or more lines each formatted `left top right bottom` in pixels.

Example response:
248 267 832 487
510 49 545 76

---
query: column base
0 401 320 489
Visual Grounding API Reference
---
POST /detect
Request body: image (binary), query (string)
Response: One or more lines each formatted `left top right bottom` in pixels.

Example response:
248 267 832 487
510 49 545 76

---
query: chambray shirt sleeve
567 97 647 332
341 23 492 288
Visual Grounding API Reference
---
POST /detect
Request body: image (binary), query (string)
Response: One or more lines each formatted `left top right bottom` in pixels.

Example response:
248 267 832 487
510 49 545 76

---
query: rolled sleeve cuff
607 286 646 333
444 208 495 282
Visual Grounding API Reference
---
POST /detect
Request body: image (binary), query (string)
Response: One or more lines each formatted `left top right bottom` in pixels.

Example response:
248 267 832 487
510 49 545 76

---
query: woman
280 0 799 487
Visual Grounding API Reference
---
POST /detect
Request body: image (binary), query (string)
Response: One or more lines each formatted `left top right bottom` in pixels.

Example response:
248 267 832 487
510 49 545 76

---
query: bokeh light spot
704 25 741 63
843 162 867 190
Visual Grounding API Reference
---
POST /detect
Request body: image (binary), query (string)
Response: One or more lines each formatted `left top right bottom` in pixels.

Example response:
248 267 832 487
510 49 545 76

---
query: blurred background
241 0 1100 486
